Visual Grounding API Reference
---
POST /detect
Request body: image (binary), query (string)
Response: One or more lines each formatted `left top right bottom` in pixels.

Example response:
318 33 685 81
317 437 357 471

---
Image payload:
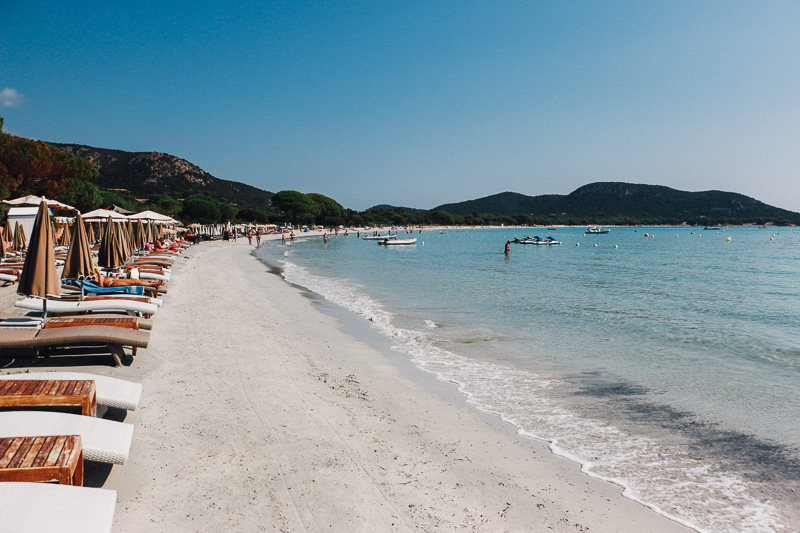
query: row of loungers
0 241 190 532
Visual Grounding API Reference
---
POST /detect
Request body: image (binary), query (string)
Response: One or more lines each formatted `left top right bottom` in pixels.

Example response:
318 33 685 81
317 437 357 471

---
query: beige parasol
61 213 94 281
17 201 60 320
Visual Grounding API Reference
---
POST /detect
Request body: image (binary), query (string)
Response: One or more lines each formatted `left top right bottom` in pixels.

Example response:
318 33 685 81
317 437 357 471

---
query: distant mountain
52 143 274 208
433 182 800 225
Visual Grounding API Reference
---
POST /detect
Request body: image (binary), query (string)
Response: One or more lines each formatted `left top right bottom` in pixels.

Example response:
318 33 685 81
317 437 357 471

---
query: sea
255 226 800 533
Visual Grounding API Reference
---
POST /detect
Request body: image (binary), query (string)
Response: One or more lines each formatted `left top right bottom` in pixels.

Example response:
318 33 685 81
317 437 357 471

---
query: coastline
1 238 692 532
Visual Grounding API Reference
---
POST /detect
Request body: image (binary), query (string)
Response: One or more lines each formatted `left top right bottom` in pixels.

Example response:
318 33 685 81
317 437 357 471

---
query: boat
515 236 561 245
362 234 397 240
379 237 417 245
703 226 722 230
585 226 610 234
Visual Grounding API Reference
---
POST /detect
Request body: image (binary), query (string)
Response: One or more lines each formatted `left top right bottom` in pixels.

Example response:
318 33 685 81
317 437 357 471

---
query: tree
307 193 346 226
0 133 97 200
236 206 269 223
271 190 318 225
181 194 221 223
58 179 102 212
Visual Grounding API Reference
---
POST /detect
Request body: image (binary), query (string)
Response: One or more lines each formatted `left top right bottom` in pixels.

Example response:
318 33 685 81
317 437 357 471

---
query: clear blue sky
3 1 799 212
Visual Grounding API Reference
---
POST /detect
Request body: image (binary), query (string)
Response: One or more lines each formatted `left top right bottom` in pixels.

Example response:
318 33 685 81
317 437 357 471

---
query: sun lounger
0 372 142 410
15 296 158 318
0 482 116 533
62 279 146 296
0 411 133 464
0 326 149 366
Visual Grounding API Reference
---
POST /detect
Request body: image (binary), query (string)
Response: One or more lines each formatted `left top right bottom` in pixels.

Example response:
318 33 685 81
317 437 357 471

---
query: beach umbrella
116 221 131 262
144 221 153 244
128 210 177 224
12 221 26 252
4 219 13 243
0 226 6 259
86 223 96 244
125 219 135 253
134 219 145 250
81 208 128 223
17 200 60 321
60 225 72 247
98 217 124 270
2 195 77 212
62 214 94 280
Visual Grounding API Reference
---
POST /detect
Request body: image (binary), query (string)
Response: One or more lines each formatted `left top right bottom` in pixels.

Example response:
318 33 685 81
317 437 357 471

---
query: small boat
585 226 610 234
703 226 722 230
379 237 417 245
363 234 397 240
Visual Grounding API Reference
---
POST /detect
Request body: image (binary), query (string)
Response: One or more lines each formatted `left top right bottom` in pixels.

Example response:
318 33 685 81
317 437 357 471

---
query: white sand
1 239 693 532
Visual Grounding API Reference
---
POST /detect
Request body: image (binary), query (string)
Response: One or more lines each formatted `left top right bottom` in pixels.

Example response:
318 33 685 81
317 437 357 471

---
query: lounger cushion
0 411 133 464
0 482 116 533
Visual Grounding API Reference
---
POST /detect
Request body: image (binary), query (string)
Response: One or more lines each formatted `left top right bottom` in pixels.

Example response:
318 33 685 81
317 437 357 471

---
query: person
92 266 164 290
505 241 511 254
256 229 261 246
323 233 328 243
290 232 295 243
247 231 252 245
281 232 285 244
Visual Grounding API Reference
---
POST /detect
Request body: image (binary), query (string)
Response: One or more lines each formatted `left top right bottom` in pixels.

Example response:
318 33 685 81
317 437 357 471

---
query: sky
2 1 799 212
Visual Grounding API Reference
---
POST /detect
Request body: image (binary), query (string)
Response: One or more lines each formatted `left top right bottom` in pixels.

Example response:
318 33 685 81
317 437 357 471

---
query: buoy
614 245 618 248
593 244 598 247
691 232 695 235
576 243 580 246
726 236 732 242
644 233 649 237
651 235 654 238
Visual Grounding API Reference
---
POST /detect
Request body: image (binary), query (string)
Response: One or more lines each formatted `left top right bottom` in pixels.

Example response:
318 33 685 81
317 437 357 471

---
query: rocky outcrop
52 143 273 207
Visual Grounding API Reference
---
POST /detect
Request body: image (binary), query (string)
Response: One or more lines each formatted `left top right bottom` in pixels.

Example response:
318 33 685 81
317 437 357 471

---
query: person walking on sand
505 241 511 254
256 229 261 246
247 231 252 245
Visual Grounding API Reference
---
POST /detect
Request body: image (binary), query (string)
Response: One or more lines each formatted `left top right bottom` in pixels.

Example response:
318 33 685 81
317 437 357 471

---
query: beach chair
15 296 158 318
0 372 142 411
62 278 146 296
0 325 150 366
0 411 133 464
0 482 116 533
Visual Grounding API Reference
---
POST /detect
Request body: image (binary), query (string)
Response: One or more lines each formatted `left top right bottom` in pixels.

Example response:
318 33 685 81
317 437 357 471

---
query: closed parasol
17 201 60 320
62 213 94 281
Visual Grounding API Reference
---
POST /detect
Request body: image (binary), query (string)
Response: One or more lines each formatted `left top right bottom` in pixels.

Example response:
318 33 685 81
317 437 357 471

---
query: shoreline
1 239 692 531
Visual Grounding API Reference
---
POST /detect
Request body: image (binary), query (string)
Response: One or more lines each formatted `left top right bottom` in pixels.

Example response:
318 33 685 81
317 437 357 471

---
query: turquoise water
256 227 800 532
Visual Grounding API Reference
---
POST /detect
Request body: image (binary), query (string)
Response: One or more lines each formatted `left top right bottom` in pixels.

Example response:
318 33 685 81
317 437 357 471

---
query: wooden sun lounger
0 379 97 416
0 482 116 532
0 372 142 411
0 326 149 367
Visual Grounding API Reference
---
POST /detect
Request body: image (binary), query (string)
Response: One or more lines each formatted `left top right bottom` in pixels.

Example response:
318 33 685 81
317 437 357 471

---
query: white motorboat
379 237 417 245
362 234 397 240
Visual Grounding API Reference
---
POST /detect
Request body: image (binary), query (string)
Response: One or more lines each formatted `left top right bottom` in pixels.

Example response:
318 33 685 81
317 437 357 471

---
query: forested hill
52 143 274 208
433 182 800 225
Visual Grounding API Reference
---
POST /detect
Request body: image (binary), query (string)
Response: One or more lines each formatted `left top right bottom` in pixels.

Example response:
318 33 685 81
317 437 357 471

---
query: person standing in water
505 241 511 254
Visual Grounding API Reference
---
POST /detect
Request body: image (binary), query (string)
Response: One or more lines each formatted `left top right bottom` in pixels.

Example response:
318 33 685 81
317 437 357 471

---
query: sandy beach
1 237 693 532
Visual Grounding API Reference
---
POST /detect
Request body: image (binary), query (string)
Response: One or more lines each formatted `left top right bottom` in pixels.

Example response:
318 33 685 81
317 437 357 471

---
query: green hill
433 182 800 225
